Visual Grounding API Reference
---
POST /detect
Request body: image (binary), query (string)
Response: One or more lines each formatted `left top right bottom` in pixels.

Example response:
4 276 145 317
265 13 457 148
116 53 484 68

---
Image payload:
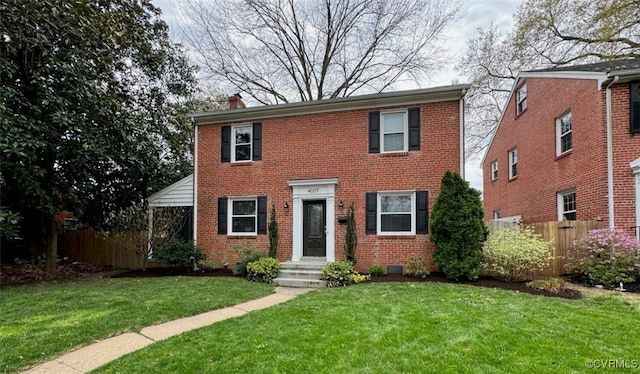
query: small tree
430 171 488 281
344 203 357 265
268 204 278 258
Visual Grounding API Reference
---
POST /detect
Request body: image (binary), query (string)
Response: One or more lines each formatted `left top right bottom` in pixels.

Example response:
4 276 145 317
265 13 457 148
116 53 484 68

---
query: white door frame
288 178 338 262
631 158 640 237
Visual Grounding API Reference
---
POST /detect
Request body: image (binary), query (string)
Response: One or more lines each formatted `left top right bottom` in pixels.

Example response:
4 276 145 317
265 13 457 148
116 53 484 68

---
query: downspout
192 117 198 244
605 76 619 228
459 90 466 179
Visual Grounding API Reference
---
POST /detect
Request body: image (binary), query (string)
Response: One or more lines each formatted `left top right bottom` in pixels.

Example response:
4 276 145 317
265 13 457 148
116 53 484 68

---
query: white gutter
605 76 619 228
192 117 198 244
459 93 466 178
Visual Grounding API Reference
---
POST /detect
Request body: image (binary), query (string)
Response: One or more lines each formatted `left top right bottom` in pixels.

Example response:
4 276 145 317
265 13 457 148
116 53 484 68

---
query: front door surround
288 178 338 261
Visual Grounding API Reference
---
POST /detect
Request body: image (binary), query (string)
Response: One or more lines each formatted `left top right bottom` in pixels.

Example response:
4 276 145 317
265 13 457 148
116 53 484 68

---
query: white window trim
231 124 252 163
228 196 257 235
491 160 498 180
516 84 527 114
380 110 408 153
509 148 518 179
557 190 576 221
556 111 572 156
377 191 416 235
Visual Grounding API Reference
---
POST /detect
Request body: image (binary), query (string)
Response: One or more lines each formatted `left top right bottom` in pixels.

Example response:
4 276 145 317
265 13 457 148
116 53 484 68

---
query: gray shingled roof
527 58 640 73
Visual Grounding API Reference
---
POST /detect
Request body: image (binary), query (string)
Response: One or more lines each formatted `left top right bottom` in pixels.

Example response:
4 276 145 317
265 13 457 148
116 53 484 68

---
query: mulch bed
3 261 638 301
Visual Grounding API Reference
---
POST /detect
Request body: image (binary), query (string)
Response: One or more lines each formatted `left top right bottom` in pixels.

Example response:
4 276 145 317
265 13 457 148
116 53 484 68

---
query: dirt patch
109 267 235 278
0 260 115 287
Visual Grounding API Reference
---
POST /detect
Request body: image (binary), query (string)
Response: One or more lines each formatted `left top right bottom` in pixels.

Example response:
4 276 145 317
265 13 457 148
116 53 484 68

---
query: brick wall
483 77 638 233
197 100 461 272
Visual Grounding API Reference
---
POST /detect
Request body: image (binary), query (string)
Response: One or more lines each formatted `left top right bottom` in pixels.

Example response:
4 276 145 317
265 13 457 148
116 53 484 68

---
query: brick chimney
228 93 246 109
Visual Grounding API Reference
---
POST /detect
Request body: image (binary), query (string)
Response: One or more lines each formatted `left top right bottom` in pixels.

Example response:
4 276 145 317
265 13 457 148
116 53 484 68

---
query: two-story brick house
191 86 468 271
482 59 640 237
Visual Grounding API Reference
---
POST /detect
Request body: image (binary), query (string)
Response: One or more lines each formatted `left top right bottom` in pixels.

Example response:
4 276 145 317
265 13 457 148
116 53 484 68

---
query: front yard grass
0 277 274 373
96 282 639 374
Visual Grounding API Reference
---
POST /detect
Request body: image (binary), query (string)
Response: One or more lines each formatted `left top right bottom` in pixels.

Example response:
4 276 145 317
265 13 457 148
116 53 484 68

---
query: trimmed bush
154 239 204 270
481 227 552 282
404 257 430 278
430 171 488 281
368 264 385 276
526 277 565 293
196 259 218 271
233 248 265 276
321 260 356 287
247 257 281 284
567 228 640 287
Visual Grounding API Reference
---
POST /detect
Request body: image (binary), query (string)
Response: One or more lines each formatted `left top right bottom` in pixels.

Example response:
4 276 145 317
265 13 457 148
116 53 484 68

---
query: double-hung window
381 111 408 153
232 125 252 162
556 111 572 155
229 198 257 235
558 191 576 221
516 84 527 114
491 160 498 180
509 148 518 179
378 192 415 234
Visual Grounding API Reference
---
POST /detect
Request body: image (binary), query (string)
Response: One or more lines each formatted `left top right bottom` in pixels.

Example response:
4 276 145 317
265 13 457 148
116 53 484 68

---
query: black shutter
631 82 640 133
257 196 267 234
416 191 428 234
369 112 380 153
408 108 420 150
221 126 231 163
217 197 228 234
365 192 377 234
252 123 262 160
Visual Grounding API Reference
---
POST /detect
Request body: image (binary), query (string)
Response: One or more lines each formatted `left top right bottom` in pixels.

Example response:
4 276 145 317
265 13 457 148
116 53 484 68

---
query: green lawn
95 282 640 374
0 277 274 373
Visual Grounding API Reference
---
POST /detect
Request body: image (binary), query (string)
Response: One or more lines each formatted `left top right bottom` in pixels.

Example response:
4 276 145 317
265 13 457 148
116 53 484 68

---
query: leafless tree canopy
180 0 459 104
458 0 640 159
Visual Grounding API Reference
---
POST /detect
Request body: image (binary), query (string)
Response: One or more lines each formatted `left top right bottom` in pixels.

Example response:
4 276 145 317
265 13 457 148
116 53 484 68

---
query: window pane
235 127 251 145
233 200 256 215
235 144 251 161
563 192 576 212
383 113 404 133
381 195 411 213
384 133 404 151
232 217 256 232
561 132 572 153
381 214 411 232
560 114 571 134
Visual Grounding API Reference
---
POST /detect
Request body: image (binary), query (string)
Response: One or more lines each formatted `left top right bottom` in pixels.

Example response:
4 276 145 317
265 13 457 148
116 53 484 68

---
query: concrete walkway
22 287 313 374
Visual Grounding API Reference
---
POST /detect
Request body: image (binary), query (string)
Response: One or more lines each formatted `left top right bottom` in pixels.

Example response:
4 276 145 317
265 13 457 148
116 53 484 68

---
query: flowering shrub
567 228 640 287
481 227 552 282
246 257 280 284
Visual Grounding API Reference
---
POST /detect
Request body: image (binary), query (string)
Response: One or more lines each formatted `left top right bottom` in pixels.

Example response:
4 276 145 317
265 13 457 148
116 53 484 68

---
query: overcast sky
152 0 523 191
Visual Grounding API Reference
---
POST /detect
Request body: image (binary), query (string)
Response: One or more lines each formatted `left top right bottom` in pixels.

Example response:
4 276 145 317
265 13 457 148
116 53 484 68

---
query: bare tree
458 0 640 159
179 0 459 105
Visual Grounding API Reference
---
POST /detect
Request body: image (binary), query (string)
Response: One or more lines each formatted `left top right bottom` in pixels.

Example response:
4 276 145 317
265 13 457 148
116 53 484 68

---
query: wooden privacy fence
58 229 150 270
486 220 606 278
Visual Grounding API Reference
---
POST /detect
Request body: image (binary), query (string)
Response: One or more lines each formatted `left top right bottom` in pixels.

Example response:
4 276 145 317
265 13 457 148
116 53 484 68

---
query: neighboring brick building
482 59 640 237
191 86 468 271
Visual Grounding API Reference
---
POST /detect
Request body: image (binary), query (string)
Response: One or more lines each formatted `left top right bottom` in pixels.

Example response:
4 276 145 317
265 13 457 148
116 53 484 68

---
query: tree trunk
45 215 57 273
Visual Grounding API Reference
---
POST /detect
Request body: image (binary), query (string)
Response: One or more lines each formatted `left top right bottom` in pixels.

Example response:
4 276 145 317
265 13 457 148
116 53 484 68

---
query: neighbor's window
493 210 501 219
229 198 257 234
558 191 576 221
509 148 518 179
381 111 408 153
232 125 252 162
378 192 415 235
556 111 572 155
516 84 527 114
491 160 498 180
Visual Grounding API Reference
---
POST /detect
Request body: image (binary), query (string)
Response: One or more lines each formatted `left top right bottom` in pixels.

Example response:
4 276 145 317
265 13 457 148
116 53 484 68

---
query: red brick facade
483 72 639 235
194 88 466 271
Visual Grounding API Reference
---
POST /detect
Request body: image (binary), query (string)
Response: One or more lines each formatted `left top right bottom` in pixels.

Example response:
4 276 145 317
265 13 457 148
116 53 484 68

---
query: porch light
284 202 289 210
338 200 343 210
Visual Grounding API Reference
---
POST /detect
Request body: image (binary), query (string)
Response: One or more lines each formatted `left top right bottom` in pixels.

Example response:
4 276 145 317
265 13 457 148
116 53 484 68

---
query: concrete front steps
274 258 327 288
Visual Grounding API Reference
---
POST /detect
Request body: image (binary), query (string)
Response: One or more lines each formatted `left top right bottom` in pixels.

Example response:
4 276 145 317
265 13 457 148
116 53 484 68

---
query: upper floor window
516 84 527 114
233 125 252 162
381 111 408 153
631 81 640 133
491 160 498 180
556 111 572 155
509 148 518 179
369 108 420 154
558 190 576 221
493 210 501 219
